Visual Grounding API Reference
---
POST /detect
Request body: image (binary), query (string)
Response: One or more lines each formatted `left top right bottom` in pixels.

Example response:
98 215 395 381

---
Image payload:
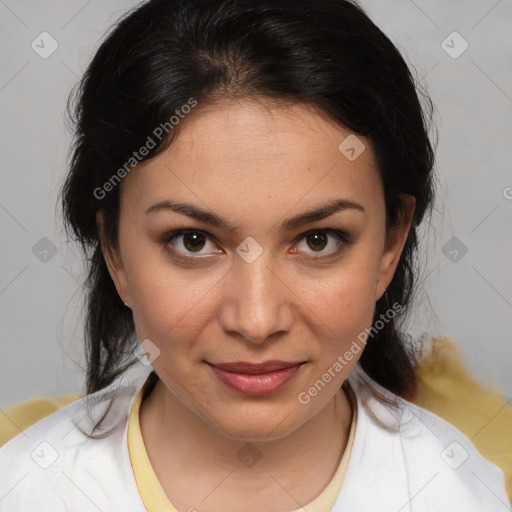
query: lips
207 360 306 396
208 360 304 374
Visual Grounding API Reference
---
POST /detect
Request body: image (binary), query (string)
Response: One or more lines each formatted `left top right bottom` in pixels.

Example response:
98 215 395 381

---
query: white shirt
0 360 509 511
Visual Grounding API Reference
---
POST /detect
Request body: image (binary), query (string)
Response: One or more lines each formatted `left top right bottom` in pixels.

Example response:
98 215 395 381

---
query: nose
219 254 293 345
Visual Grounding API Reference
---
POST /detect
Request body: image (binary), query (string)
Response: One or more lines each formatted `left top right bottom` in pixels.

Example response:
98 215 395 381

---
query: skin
98 98 415 512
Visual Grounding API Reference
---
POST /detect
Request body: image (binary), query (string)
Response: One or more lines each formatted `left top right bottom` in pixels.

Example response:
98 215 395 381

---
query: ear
96 211 131 308
375 194 416 301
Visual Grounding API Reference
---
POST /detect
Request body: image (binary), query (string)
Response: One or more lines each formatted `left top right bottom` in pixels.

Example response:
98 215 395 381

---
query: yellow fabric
127 377 358 511
1 335 510 501
414 335 512 499
0 394 81 447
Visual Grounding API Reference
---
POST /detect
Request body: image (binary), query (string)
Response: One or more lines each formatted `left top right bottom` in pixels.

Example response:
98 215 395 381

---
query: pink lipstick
207 360 305 396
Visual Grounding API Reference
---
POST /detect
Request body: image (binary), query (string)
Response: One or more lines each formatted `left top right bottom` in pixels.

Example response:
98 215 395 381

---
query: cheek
307 251 380 355
129 271 209 338
317 277 376 336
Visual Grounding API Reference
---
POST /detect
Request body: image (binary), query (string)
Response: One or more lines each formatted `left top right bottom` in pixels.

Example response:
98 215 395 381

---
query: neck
139 377 354 504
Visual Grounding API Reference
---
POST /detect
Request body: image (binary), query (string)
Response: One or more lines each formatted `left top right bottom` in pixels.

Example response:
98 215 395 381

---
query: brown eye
164 229 219 256
305 232 328 252
295 229 350 258
182 232 206 252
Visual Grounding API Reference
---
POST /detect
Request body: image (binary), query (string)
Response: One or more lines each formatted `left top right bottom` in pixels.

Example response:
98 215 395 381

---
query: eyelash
160 224 353 261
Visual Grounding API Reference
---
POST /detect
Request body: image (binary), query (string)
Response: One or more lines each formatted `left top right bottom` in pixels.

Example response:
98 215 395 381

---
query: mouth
206 360 306 396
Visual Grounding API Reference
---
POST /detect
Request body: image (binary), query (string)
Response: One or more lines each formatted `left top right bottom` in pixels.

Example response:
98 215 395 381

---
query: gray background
1 0 511 409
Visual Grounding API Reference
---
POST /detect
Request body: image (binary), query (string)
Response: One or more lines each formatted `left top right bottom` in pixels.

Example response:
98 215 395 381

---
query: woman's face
100 99 414 440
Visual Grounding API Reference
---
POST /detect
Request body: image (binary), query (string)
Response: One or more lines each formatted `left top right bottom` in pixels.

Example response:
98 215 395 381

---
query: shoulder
400 399 509 510
0 394 81 447
339 368 510 511
0 361 152 512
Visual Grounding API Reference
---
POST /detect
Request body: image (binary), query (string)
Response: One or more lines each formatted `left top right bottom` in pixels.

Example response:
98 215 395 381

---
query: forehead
120 99 383 216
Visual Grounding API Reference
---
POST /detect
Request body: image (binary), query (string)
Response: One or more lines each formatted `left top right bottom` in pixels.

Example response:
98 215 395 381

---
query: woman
0 0 508 510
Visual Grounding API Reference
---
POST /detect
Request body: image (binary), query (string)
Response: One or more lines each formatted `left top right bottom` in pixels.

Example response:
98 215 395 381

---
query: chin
207 405 305 442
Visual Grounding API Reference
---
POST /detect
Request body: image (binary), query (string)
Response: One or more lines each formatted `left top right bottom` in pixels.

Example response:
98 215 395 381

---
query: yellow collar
128 375 357 511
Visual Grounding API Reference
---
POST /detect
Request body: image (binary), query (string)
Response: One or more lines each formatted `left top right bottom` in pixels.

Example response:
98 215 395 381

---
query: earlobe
375 195 416 301
96 211 131 307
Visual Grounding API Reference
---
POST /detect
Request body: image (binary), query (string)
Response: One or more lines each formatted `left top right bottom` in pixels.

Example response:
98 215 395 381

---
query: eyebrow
145 198 365 232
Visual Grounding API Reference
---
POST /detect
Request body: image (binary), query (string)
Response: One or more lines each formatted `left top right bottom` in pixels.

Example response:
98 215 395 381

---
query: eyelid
162 227 220 257
162 226 351 258
291 228 350 244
